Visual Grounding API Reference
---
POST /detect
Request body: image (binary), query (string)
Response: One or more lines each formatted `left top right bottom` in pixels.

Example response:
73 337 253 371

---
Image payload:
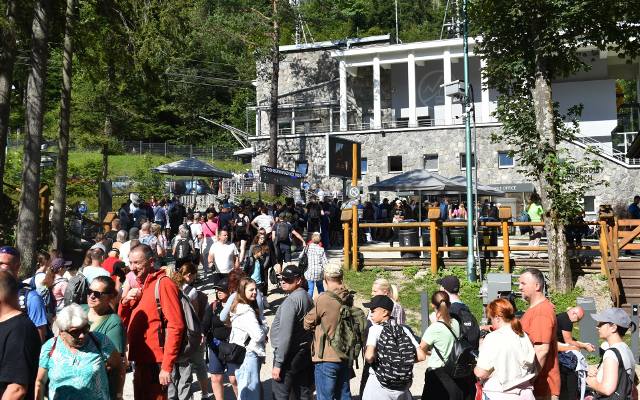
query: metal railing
574 133 640 166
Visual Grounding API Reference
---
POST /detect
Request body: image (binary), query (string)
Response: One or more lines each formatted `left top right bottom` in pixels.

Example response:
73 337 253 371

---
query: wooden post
428 207 441 274
502 220 510 273
343 222 350 269
499 206 512 273
599 221 608 275
351 143 359 271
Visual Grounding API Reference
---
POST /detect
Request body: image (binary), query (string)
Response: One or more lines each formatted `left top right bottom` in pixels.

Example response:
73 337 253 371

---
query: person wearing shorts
202 279 238 399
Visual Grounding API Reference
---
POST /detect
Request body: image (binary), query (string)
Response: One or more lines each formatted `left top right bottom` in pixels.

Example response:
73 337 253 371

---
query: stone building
248 34 640 217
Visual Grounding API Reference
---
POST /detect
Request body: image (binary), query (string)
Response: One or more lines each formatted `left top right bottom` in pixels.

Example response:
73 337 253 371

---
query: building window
424 154 439 171
361 158 368 175
459 153 476 170
583 196 596 213
498 151 515 168
388 156 403 173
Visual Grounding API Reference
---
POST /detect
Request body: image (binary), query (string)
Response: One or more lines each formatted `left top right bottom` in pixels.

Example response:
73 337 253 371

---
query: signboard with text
328 136 361 179
260 166 305 188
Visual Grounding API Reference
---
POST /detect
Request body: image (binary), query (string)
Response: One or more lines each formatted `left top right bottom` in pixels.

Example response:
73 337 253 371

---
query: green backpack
319 291 367 367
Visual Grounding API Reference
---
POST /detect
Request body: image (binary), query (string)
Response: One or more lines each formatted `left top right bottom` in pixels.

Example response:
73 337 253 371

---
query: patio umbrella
368 169 467 192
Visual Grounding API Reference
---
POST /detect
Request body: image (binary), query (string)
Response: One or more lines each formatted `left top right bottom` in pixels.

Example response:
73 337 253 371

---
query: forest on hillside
1 0 447 151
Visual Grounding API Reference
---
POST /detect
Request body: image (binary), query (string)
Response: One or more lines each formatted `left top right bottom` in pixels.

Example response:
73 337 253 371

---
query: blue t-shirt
629 203 640 219
26 289 48 328
39 332 115 400
440 202 449 221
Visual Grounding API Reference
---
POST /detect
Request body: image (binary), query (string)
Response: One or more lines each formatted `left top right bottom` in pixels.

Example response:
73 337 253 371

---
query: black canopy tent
152 158 233 204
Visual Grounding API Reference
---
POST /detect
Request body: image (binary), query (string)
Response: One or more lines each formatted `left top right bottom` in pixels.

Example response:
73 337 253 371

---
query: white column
407 53 417 127
291 110 296 135
373 56 382 129
328 106 333 133
443 51 452 125
480 58 490 123
255 109 261 136
339 60 348 131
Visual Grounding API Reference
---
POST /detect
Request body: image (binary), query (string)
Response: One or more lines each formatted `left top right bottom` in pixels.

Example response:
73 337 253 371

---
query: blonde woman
371 278 406 325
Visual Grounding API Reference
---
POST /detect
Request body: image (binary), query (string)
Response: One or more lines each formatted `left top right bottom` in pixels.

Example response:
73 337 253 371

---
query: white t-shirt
208 241 239 273
476 324 537 393
119 240 132 266
252 214 274 234
596 342 635 384
189 223 202 249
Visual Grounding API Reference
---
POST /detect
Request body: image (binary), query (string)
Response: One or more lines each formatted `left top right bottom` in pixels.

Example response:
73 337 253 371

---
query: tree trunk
52 0 76 251
267 0 279 196
532 58 572 293
17 0 50 277
0 0 17 196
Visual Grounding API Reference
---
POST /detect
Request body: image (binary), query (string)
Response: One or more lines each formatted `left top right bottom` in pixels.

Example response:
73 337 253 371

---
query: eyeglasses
0 246 19 257
65 326 89 338
87 289 109 299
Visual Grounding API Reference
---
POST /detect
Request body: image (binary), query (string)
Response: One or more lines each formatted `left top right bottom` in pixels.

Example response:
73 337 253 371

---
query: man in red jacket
119 244 186 400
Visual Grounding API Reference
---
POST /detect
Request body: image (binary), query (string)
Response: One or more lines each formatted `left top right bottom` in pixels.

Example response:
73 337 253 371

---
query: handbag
298 245 309 273
217 336 251 364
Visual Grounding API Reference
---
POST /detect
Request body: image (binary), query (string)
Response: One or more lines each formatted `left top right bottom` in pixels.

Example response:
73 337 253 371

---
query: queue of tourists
0 194 637 400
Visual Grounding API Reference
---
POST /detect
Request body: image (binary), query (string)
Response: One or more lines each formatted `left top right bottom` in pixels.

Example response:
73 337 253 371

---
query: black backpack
175 238 192 260
64 272 89 306
433 321 477 379
275 222 290 243
374 322 417 390
596 347 633 400
449 303 480 351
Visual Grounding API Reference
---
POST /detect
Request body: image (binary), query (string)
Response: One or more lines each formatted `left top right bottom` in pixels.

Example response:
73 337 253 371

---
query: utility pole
394 0 399 44
462 0 476 281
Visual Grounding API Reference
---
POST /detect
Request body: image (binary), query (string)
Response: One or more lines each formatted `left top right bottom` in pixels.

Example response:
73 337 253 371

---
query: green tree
471 0 640 292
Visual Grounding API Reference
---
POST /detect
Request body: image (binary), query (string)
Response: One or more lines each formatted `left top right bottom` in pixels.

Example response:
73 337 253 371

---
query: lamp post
462 0 476 281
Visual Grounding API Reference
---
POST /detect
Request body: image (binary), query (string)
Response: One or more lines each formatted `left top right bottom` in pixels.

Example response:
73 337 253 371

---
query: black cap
278 265 303 280
212 277 229 292
363 295 394 312
437 275 460 294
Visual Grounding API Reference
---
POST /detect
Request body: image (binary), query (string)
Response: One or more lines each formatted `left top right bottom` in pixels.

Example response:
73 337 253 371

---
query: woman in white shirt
586 308 635 399
228 278 268 400
474 298 536 400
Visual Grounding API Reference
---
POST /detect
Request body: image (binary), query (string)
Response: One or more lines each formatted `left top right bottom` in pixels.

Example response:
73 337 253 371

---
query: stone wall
249 126 640 209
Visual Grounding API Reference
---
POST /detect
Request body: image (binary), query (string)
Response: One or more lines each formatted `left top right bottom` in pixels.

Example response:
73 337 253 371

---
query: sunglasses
87 289 110 299
0 246 19 257
65 326 89 338
278 277 295 284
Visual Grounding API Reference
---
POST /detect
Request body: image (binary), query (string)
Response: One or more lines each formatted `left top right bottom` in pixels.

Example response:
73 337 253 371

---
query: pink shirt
201 220 218 238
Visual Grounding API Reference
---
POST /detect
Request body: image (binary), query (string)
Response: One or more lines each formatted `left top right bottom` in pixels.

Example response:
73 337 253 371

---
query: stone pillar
408 53 417 127
373 56 382 129
480 58 490 123
443 51 452 125
339 60 348 131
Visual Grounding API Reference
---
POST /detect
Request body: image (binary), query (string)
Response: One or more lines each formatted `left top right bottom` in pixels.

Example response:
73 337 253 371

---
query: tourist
173 225 195 270
585 308 635 399
556 306 595 399
82 248 110 284
474 298 536 399
105 218 121 244
371 277 405 324
304 232 329 297
251 207 275 236
304 263 353 400
0 246 48 341
246 232 272 294
119 227 139 267
0 270 41 400
271 265 314 400
201 212 219 276
228 278 268 400
233 206 251 263
527 195 544 258
35 304 123 400
628 195 640 219
119 244 186 400
272 213 305 266
518 268 560 399
50 258 71 313
208 229 240 282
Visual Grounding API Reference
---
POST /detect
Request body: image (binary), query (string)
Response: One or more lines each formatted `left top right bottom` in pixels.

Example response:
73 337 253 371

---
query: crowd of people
0 194 638 400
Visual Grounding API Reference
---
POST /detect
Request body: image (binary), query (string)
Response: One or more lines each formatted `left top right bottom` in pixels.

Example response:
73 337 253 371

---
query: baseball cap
437 275 460 294
51 258 72 272
323 263 343 279
0 246 19 257
363 295 394 312
278 265 303 280
591 308 631 329
90 242 106 253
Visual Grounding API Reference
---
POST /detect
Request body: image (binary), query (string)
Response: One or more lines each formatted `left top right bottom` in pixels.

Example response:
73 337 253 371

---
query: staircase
612 259 640 310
